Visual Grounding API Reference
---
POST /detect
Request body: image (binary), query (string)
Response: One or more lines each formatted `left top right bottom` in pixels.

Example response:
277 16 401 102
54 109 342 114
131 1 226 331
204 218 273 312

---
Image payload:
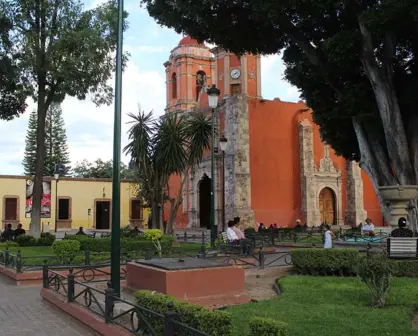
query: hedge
52 240 81 263
391 260 418 277
291 248 360 276
291 248 418 277
134 290 233 336
249 317 288 336
64 234 174 254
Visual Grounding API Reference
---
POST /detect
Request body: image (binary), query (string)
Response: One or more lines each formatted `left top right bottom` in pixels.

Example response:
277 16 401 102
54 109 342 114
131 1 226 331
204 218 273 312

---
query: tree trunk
30 90 47 238
151 200 160 230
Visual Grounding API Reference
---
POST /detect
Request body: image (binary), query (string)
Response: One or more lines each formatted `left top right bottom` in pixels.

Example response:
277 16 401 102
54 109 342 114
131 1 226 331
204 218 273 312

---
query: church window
196 70 206 101
231 83 241 95
172 73 177 99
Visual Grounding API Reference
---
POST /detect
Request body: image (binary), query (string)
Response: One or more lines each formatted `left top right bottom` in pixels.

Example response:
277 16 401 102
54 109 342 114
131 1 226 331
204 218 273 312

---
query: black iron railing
43 265 210 335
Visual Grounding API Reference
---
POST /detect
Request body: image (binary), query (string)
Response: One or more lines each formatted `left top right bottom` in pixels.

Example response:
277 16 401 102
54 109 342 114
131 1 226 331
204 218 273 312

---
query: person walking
323 224 334 249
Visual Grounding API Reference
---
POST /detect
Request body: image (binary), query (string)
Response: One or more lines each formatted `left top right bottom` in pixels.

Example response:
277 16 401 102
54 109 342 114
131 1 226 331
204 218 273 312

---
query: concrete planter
379 185 418 227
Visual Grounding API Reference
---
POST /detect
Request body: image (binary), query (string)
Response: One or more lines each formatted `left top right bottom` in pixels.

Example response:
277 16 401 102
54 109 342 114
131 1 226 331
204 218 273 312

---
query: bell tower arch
164 36 214 113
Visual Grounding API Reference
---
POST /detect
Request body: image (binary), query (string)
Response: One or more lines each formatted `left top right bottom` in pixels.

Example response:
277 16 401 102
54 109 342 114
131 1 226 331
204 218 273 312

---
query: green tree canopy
72 159 135 179
23 103 71 176
141 0 418 229
0 0 129 236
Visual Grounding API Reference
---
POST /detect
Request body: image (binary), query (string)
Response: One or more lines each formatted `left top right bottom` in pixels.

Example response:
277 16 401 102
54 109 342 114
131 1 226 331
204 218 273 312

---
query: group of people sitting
226 217 252 254
1 223 26 241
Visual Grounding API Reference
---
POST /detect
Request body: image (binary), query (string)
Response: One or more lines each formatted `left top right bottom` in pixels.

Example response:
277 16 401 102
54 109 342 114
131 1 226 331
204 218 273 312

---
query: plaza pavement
0 275 97 336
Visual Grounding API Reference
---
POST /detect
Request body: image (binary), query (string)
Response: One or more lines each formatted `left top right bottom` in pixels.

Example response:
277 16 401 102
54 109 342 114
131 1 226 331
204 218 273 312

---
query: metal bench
218 232 245 254
387 237 418 259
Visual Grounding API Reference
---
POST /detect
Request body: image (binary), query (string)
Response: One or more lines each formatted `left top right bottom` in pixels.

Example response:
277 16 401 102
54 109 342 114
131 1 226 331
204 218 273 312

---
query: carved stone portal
299 119 344 226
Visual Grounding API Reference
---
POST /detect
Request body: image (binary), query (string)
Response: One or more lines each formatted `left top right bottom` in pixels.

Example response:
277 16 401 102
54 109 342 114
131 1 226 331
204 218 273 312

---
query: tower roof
178 36 205 47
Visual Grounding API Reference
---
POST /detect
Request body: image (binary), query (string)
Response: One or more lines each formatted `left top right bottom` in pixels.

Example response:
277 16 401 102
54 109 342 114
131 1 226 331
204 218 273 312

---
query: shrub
249 317 288 336
52 240 81 264
37 232 56 246
244 227 256 235
143 229 163 257
391 260 418 277
355 253 393 308
291 248 360 276
16 235 37 247
135 290 233 336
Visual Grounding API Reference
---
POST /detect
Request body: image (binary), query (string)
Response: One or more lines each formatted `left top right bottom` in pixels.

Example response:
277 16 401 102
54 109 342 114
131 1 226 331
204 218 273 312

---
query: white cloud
0 58 165 174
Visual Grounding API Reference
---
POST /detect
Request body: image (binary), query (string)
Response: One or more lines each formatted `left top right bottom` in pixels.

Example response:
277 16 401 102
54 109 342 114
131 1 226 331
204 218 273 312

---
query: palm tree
124 108 211 234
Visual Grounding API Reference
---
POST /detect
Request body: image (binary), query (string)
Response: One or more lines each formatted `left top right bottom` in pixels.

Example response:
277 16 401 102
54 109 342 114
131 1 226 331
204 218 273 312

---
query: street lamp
219 135 227 232
54 172 59 233
110 0 124 297
207 84 220 248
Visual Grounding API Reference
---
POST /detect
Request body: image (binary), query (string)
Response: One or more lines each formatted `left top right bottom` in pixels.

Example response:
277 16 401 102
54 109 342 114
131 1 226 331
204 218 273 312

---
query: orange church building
164 36 383 229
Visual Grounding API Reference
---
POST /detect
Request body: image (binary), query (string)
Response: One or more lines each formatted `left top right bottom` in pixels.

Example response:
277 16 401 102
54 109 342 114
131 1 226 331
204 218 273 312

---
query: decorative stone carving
345 161 367 227
299 119 343 226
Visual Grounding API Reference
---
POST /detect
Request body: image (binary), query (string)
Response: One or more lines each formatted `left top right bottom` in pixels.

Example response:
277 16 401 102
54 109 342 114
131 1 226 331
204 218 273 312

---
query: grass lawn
228 276 418 336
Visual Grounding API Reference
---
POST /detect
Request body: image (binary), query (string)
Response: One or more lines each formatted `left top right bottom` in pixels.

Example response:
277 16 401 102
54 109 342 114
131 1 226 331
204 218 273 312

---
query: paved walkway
0 275 97 336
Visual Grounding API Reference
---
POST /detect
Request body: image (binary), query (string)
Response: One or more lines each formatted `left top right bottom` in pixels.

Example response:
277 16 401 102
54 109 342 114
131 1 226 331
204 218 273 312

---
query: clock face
230 69 241 79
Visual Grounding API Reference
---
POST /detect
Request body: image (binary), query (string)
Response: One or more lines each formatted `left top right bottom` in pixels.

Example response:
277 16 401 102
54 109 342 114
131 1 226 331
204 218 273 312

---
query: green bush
63 234 174 254
291 248 360 276
16 235 37 247
249 317 288 336
135 290 233 336
244 227 256 235
391 260 418 277
52 240 81 264
37 232 56 246
356 253 393 308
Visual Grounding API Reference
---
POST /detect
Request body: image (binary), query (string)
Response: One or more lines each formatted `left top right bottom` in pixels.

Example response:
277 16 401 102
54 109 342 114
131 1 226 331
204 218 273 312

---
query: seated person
76 227 86 235
362 218 375 236
14 223 26 237
391 217 413 237
131 226 144 235
232 221 245 239
257 223 267 233
2 223 14 241
226 220 252 255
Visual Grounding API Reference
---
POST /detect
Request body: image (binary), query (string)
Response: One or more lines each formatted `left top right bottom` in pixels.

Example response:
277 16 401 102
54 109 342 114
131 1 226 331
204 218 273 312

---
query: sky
0 0 300 175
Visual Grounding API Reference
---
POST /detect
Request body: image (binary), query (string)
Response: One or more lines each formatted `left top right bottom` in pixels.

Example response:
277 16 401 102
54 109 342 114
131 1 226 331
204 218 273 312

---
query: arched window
196 70 206 101
171 73 177 99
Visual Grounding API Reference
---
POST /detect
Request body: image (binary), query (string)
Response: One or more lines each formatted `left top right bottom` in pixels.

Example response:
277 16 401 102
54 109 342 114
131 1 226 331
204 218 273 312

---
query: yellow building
0 175 149 232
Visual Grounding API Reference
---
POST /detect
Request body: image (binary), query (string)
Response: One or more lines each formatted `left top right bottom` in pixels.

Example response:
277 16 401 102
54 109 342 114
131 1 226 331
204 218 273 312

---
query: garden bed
228 275 418 336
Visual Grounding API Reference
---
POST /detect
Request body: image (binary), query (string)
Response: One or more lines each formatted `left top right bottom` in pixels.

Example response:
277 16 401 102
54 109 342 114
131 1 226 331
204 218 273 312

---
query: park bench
387 237 418 259
218 232 248 255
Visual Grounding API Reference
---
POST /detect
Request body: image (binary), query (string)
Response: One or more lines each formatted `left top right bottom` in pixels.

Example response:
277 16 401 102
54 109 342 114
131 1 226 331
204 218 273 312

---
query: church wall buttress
223 96 254 227
345 161 367 226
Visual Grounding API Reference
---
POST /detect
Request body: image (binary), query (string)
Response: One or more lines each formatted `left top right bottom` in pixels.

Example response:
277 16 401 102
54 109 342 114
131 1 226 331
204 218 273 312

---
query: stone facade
345 161 368 226
299 119 340 226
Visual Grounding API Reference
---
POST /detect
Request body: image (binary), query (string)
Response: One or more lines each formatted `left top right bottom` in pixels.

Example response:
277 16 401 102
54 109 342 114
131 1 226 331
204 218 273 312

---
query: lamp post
219 135 227 232
207 84 220 249
54 172 59 233
110 0 124 297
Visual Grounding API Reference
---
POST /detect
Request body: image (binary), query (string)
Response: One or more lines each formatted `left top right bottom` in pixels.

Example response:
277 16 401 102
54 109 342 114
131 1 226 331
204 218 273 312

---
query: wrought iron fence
43 265 210 335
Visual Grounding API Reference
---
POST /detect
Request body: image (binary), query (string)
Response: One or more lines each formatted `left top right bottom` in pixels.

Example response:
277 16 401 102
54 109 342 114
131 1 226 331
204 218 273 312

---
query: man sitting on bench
227 220 252 255
391 217 413 237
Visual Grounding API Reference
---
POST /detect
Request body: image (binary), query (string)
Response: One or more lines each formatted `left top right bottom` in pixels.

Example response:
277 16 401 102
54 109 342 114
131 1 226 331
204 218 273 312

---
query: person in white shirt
362 218 375 236
226 220 252 255
227 221 239 241
323 225 334 249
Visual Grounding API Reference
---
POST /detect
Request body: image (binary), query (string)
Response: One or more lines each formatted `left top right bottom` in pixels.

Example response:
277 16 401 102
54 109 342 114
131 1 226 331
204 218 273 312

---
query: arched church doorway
319 187 336 225
199 175 211 229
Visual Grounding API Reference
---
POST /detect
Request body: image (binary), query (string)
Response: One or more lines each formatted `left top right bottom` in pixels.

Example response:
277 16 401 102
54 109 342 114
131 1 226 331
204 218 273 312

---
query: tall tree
0 0 128 237
23 110 38 175
23 104 71 176
45 103 71 176
72 159 135 179
124 109 211 234
141 0 418 230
